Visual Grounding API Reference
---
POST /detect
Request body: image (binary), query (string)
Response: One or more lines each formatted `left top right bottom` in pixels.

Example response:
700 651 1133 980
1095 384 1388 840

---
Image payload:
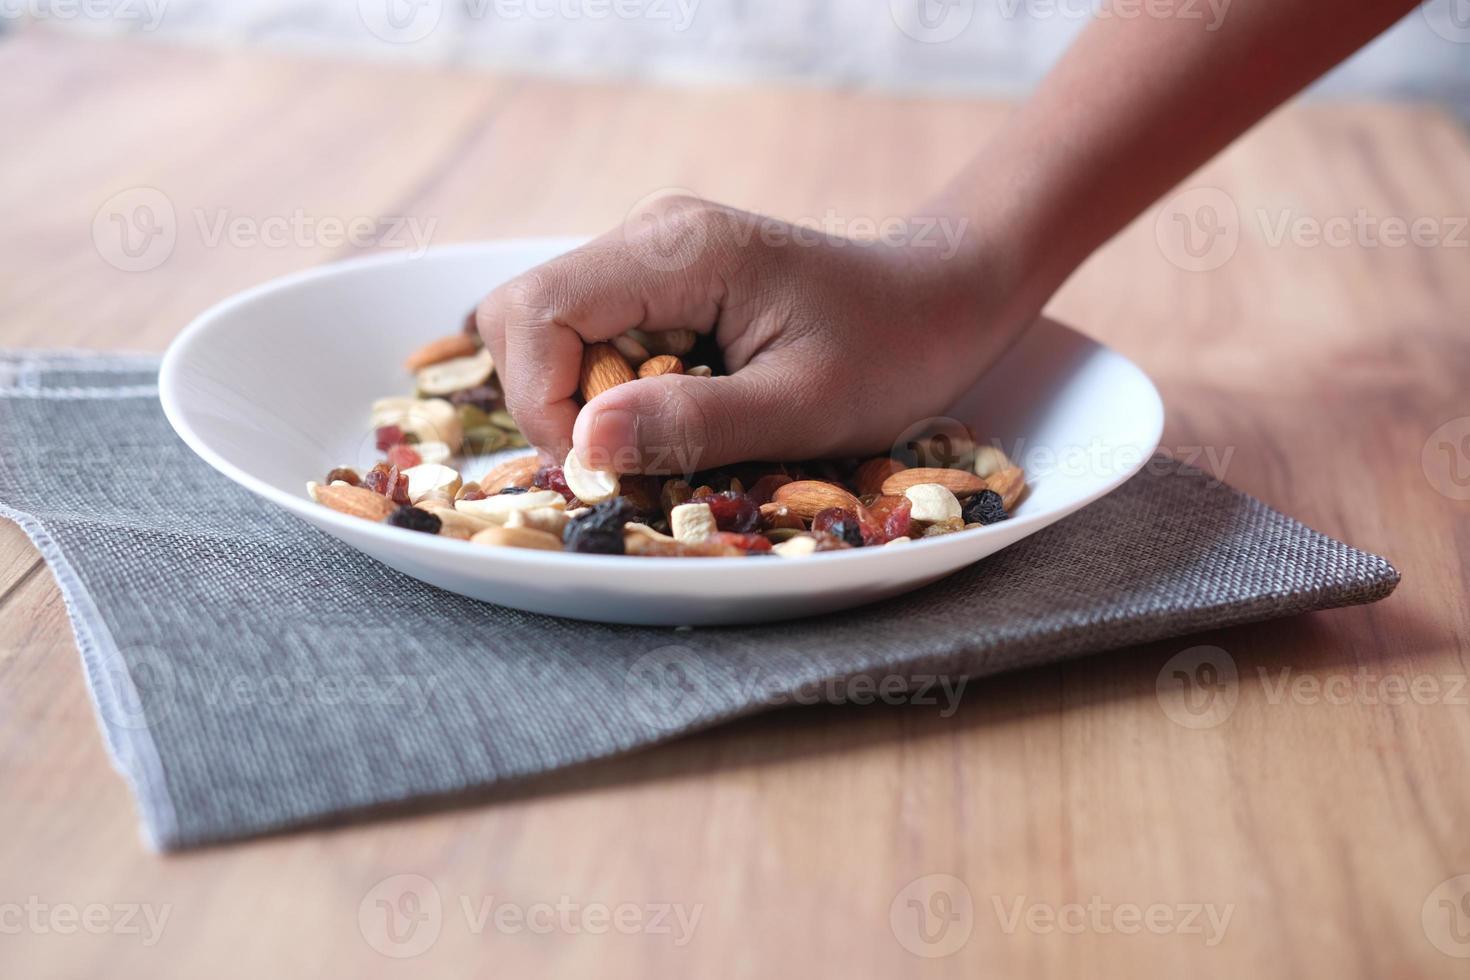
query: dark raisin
962 489 1009 526
563 498 634 555
498 486 530 495
388 506 442 535
325 467 360 486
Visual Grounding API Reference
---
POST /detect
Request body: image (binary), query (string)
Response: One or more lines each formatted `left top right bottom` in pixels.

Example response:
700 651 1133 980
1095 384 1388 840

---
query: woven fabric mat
0 351 1399 850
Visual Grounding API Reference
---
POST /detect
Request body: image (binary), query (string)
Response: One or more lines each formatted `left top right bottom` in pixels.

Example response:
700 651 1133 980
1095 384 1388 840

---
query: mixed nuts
307 316 1027 558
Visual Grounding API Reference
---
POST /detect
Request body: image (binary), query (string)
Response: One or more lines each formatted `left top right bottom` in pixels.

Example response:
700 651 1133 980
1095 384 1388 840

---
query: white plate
160 239 1164 626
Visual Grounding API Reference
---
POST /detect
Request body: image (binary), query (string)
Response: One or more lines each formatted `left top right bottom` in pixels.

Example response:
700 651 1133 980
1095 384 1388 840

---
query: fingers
476 212 728 460
573 359 834 474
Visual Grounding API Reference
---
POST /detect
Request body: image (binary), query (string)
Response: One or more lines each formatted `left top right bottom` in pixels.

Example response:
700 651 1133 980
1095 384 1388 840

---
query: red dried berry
386 444 422 470
458 488 488 502
375 425 404 452
533 465 576 504
363 463 411 505
325 467 360 486
711 532 773 553
865 496 913 544
812 507 865 548
705 491 761 533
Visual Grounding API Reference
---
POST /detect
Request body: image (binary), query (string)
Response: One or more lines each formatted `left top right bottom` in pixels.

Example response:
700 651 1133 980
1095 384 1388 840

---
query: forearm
933 0 1420 317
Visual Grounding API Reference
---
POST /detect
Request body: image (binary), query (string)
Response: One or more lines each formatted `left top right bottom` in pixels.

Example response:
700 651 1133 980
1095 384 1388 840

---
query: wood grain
2 29 1468 979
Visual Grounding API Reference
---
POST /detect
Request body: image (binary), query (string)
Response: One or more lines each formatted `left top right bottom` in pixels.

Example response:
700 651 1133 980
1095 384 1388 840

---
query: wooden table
2 29 1468 979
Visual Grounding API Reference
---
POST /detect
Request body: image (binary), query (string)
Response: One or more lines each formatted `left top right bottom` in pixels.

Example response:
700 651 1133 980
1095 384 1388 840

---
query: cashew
506 506 569 537
563 450 620 505
903 483 962 524
403 463 462 504
455 490 565 525
772 534 819 558
415 347 493 396
671 502 717 542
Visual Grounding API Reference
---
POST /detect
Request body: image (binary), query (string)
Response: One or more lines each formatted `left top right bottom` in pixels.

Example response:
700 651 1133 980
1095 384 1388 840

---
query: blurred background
3 0 1469 113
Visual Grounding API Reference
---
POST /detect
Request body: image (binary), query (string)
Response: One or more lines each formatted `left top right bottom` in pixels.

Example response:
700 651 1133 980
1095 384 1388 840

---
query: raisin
498 486 530 495
705 491 761 533
363 463 412 505
812 507 864 548
962 489 1009 526
563 498 634 555
325 467 360 486
388 506 442 534
386 444 422 470
375 425 404 451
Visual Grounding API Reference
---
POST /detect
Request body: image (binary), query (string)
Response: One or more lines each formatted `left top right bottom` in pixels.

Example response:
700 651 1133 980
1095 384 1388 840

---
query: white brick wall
9 0 1470 106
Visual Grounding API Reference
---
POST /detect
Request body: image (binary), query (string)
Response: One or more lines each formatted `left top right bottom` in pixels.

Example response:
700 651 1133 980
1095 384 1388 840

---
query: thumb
572 362 825 474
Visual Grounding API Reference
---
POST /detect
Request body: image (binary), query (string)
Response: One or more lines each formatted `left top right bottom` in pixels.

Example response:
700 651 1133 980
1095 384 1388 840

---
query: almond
310 482 397 522
579 343 636 402
404 334 480 373
758 502 805 530
644 328 697 357
881 467 988 498
638 354 684 379
854 457 907 498
470 526 564 552
481 455 539 493
773 480 862 520
987 465 1027 511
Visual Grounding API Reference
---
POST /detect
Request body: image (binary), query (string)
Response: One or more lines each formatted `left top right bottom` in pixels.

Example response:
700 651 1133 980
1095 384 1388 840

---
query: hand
476 196 1032 474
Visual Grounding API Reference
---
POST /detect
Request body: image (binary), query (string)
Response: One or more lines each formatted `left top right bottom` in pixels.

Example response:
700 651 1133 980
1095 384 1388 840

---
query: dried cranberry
812 507 865 548
325 467 360 486
386 444 422 470
705 491 761 533
533 465 576 503
364 463 411 505
388 506 442 534
459 488 488 501
882 498 913 541
711 532 773 553
375 425 404 451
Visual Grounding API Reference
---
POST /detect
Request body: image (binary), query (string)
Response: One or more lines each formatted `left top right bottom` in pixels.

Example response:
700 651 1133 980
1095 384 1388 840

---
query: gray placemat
0 350 1399 851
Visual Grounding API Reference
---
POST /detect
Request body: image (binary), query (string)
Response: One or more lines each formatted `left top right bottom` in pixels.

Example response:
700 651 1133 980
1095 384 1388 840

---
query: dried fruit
375 425 405 451
386 444 423 470
579 343 637 402
638 354 684 379
711 532 773 553
903 484 963 524
705 491 761 533
404 334 480 373
448 384 504 413
812 507 864 548
362 463 412 506
310 482 398 522
962 489 1009 526
388 506 443 535
325 466 361 486
881 467 988 498
564 499 634 555
562 449 620 505
416 347 494 396
533 464 576 504
773 481 862 520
